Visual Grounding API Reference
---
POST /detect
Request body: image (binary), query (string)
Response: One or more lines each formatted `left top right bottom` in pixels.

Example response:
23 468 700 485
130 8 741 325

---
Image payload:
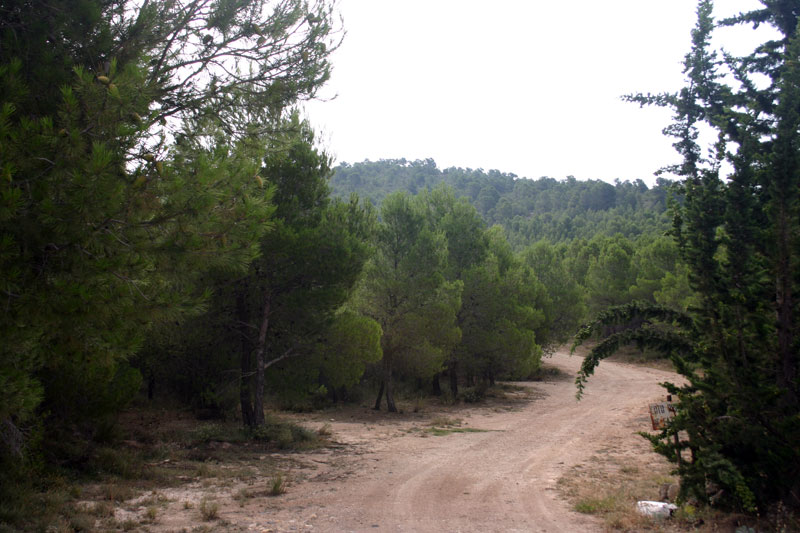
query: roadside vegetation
0 406 322 531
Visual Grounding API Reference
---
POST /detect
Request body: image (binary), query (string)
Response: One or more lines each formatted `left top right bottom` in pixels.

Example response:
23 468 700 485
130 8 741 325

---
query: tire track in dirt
153 351 676 532
318 349 676 532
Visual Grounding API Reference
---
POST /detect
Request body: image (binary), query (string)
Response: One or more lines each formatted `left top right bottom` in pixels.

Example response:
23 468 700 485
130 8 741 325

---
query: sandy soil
137 349 678 532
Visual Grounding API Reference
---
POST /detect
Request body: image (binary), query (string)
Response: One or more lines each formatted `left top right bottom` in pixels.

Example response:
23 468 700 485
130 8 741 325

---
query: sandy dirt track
144 349 677 532
217 349 677 533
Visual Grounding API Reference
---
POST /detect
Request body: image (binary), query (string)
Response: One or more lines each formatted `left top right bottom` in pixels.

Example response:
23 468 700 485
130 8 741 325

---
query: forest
330 159 673 246
0 0 798 529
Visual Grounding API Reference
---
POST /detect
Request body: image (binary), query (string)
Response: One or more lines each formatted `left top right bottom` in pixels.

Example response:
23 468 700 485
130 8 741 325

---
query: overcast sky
303 0 772 185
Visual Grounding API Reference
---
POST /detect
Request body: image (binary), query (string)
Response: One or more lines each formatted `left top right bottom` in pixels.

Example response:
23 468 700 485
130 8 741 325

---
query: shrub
199 498 218 521
269 473 287 496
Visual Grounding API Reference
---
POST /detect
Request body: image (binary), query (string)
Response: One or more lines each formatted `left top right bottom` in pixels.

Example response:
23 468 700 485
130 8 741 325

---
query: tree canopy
329 159 672 246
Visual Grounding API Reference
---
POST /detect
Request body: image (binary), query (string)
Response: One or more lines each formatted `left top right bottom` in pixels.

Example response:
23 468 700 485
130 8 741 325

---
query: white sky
304 0 772 185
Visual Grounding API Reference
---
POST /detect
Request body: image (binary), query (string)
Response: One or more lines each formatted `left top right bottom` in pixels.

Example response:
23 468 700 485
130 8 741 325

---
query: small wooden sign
648 402 677 430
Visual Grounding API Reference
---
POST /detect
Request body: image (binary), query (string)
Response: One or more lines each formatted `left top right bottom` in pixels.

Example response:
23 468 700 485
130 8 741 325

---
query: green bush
459 386 486 403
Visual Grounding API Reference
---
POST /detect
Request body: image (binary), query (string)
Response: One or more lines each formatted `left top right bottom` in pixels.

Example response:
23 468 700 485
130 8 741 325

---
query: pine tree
144 116 376 426
357 191 462 412
456 228 545 386
242 117 375 426
575 0 800 512
0 0 339 472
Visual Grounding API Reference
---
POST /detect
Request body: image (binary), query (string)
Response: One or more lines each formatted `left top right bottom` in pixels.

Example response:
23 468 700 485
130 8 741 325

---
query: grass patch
233 486 253 506
0 409 319 530
574 495 619 514
145 505 159 522
411 396 427 413
120 518 139 530
416 415 493 437
101 483 138 503
269 473 288 496
557 440 679 531
554 441 781 532
193 462 219 478
180 415 320 451
88 500 115 517
94 446 145 479
0 475 79 531
0 400 332 533
244 417 320 450
528 363 570 381
423 418 489 436
67 511 96 532
199 498 219 521
428 416 462 427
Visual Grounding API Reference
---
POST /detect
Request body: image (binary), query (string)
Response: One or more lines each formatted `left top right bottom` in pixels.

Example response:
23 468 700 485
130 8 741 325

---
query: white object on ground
636 500 678 518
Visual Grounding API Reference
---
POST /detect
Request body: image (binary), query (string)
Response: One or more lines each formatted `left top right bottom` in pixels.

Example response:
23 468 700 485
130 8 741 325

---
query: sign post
649 395 680 465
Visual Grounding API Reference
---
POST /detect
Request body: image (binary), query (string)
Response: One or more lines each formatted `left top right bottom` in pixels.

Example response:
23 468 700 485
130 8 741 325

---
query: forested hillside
330 159 673 247
329 159 691 326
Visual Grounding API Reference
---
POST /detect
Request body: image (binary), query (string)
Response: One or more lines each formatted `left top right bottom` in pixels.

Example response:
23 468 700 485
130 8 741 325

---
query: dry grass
418 416 491 437
88 500 115 517
555 443 779 532
529 363 572 381
269 473 288 496
144 505 159 522
0 404 324 531
232 486 252 506
101 482 138 503
428 416 462 427
198 497 219 521
424 426 488 437
558 450 676 532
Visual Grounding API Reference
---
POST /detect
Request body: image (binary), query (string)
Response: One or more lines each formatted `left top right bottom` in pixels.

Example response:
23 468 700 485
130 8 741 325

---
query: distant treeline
330 158 673 247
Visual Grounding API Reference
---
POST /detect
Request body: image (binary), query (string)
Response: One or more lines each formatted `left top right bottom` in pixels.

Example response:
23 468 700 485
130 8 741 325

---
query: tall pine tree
575 0 800 512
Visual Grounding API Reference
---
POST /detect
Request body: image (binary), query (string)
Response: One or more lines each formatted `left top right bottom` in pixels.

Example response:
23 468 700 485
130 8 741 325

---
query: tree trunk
147 369 155 401
376 357 398 412
329 382 338 403
432 372 442 396
385 374 397 413
374 380 384 410
776 207 797 406
240 357 255 427
449 363 458 397
237 287 255 427
253 289 272 427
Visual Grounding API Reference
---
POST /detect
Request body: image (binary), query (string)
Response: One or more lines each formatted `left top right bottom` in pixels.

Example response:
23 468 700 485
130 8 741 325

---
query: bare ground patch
14 381 544 532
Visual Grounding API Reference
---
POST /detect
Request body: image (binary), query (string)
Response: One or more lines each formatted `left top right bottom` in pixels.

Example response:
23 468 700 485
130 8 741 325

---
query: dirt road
227 349 677 533
147 349 677 532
